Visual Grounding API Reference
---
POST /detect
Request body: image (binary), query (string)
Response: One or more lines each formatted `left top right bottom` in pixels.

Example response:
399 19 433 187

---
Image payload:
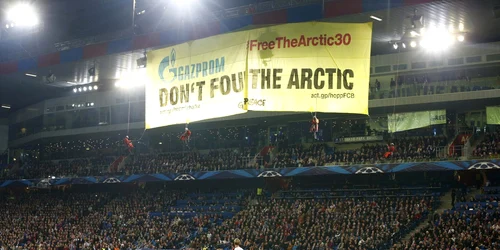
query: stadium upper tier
1 129 498 182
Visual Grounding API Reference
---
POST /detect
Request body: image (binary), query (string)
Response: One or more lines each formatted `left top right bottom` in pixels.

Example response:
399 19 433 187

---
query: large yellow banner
146 22 372 128
146 31 248 129
246 22 372 114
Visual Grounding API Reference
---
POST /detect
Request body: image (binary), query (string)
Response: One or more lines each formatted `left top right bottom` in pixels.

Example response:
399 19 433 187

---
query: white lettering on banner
335 136 383 143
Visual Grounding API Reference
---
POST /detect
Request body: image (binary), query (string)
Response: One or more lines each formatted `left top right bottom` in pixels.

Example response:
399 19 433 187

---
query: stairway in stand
259 145 274 156
448 133 472 157
108 156 126 173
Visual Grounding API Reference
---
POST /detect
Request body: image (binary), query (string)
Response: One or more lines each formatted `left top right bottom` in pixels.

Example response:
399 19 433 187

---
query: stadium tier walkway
400 187 483 242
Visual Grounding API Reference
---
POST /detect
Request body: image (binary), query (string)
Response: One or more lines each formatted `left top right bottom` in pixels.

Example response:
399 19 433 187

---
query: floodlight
410 41 417 48
83 86 87 91
410 30 419 37
93 85 98 90
393 43 398 50
73 88 77 93
5 24 9 29
6 4 38 27
457 35 465 42
458 23 464 31
116 70 147 89
78 88 82 92
422 27 455 51
402 43 406 49
173 0 197 9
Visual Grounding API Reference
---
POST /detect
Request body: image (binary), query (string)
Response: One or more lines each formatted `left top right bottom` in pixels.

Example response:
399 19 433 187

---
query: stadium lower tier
0 185 441 250
394 185 500 250
2 167 499 250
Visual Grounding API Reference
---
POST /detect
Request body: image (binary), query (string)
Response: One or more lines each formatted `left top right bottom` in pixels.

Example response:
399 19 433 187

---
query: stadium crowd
0 134 458 180
0 186 439 250
190 195 434 249
272 136 447 168
122 148 255 174
394 187 500 250
473 129 500 157
0 189 233 249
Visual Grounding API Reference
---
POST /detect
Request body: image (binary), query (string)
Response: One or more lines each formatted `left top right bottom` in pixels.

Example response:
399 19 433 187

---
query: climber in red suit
123 136 134 154
384 143 396 158
180 127 192 144
310 115 320 140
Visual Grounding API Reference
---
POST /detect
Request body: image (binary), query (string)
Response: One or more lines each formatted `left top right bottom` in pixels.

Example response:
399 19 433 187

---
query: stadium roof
1 0 500 118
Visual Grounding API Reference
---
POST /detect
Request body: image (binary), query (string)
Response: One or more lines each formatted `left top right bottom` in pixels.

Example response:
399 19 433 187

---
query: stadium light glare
393 43 398 50
78 88 82 92
6 4 39 27
458 23 464 31
402 43 406 49
172 0 197 9
5 24 9 29
93 85 98 90
83 86 87 92
410 30 419 37
421 27 455 51
457 34 465 42
73 88 77 93
410 41 417 48
116 70 147 90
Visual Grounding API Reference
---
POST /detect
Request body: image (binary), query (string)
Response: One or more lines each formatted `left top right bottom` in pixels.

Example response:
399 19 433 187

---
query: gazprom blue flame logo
158 48 176 84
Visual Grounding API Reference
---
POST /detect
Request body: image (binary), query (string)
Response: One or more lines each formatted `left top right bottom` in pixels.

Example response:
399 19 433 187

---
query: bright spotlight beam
6 4 39 27
420 27 455 52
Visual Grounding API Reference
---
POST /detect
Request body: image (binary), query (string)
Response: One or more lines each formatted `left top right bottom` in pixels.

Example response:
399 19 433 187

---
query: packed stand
84 190 204 249
0 191 113 249
0 157 113 180
122 147 256 174
2 136 448 180
271 144 330 168
0 189 250 249
42 137 123 159
473 129 500 157
190 188 438 249
330 136 447 165
395 186 500 250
